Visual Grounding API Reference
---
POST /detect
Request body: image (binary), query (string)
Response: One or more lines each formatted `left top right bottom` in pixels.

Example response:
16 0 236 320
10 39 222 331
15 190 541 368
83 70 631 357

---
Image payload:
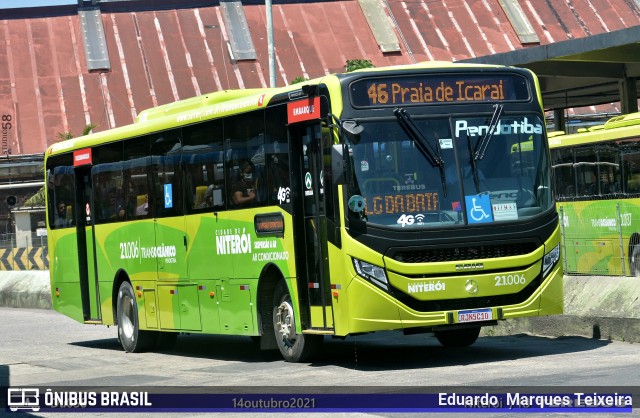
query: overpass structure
463 25 640 131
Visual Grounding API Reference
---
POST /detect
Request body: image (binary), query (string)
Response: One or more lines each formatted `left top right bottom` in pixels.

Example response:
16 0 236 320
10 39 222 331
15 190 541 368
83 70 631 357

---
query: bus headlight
353 258 389 290
542 244 560 278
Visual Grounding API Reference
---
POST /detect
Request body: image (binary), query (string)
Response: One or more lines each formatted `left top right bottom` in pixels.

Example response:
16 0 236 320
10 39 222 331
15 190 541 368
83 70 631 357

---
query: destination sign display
366 192 439 215
350 74 529 107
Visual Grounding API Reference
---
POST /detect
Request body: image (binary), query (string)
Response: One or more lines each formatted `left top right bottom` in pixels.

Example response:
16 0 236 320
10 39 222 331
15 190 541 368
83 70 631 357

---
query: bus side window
46 158 76 229
224 110 266 209
265 105 290 206
124 136 150 220
183 119 224 213
150 130 183 217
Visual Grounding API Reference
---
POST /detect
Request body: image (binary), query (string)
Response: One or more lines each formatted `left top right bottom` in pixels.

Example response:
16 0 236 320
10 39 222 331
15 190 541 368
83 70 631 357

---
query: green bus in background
550 112 640 276
45 62 562 362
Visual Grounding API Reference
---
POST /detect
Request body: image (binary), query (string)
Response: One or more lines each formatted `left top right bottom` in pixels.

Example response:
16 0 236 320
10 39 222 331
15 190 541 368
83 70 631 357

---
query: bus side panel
346 278 411 332
95 221 159 326
49 230 83 323
185 213 229 334
195 279 221 334
154 218 189 281
222 210 296 332
326 243 348 335
559 200 638 275
537 261 564 316
217 278 255 334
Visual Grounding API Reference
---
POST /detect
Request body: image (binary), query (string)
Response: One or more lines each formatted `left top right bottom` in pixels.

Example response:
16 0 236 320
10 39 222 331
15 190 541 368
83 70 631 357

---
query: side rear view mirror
342 120 363 144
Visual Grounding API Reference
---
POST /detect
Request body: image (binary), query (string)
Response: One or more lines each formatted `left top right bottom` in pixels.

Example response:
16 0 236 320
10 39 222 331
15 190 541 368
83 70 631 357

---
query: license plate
458 308 493 323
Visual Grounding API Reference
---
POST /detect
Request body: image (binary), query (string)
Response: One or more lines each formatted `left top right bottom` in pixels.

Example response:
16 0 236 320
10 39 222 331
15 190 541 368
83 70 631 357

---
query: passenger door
74 163 101 322
289 119 334 331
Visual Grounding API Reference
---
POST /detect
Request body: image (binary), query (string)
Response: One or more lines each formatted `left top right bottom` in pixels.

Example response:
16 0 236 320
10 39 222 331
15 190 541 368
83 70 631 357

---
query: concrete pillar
14 212 32 248
553 109 566 133
620 77 638 115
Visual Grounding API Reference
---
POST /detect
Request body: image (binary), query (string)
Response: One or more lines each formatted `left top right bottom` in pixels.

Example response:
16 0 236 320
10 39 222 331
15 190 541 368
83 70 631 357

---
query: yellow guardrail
0 247 49 270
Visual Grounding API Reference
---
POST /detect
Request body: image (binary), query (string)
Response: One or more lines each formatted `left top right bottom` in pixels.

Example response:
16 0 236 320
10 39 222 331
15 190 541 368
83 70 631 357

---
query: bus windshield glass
346 113 552 228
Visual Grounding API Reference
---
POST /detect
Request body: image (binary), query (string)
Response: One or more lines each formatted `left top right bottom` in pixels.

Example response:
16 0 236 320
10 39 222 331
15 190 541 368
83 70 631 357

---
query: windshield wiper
464 103 503 192
465 132 481 192
394 107 447 197
474 103 503 161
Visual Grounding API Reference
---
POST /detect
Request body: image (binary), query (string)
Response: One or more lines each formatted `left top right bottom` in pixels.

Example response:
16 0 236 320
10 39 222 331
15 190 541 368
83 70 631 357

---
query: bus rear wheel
116 281 155 353
272 280 322 362
434 327 481 347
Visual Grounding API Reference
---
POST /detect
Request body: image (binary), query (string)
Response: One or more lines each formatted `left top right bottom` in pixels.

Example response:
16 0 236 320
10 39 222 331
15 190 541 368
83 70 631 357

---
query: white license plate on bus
457 308 493 323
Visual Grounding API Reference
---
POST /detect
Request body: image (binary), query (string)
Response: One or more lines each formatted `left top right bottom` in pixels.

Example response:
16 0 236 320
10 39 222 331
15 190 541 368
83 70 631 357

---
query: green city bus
46 62 563 362
550 112 640 276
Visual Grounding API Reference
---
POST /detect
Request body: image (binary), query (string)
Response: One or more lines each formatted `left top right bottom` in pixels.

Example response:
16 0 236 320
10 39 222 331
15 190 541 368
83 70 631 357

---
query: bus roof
548 111 640 149
45 61 533 158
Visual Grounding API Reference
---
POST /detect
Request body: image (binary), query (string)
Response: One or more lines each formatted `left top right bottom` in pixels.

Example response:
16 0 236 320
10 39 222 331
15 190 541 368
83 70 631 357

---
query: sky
0 0 76 8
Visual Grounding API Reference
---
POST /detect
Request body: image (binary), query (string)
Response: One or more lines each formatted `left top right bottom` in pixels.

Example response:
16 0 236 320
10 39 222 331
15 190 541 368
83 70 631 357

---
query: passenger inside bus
231 160 257 207
196 185 215 209
115 203 126 220
136 194 149 216
54 201 72 228
581 171 598 196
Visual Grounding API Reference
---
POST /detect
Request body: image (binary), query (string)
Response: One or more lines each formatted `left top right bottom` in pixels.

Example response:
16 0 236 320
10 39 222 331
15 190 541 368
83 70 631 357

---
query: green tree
56 123 96 142
290 76 307 85
345 59 375 72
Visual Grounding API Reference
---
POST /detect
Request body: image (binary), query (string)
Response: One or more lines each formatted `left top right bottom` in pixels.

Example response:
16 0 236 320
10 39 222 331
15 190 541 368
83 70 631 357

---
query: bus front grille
389 241 539 263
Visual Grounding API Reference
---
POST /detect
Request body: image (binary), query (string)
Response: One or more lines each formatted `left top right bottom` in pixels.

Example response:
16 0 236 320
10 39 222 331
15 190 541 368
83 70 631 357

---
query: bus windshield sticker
455 117 543 138
492 202 518 221
439 138 453 149
276 186 291 204
465 194 493 224
304 172 313 196
164 184 173 208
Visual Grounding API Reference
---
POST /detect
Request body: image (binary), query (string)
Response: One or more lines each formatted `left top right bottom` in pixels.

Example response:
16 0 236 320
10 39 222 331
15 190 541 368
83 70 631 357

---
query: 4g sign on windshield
350 74 530 107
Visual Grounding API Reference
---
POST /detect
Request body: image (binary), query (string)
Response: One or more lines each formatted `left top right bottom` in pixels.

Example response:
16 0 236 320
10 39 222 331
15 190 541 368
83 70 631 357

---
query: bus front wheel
116 281 155 353
434 327 480 347
272 280 322 362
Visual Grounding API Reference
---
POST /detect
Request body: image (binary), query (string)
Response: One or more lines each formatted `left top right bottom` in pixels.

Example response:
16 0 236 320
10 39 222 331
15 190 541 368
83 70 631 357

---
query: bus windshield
346 113 552 228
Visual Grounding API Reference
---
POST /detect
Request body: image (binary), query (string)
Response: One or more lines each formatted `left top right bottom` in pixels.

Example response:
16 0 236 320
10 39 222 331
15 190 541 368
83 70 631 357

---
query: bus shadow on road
71 331 609 369
311 331 610 370
71 334 282 363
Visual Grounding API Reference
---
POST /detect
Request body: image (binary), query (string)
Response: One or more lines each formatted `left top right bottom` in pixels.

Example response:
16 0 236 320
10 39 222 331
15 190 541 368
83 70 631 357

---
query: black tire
116 281 155 352
630 244 640 277
272 280 322 362
434 327 481 347
155 332 178 351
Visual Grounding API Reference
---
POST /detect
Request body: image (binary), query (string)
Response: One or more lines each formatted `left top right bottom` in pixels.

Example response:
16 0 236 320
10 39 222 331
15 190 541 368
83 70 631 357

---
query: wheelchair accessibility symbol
465 194 493 224
164 184 173 209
